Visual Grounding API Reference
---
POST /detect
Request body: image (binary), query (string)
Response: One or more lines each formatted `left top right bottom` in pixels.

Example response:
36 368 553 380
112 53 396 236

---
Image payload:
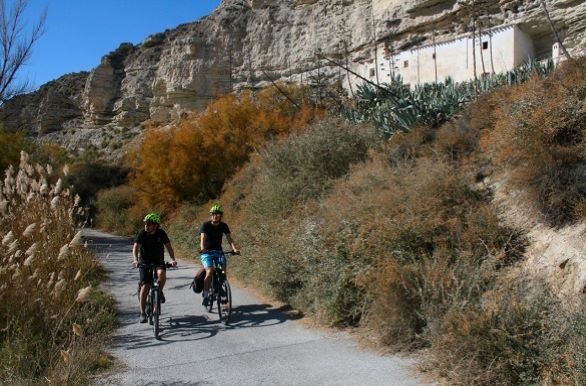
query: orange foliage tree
129 86 324 210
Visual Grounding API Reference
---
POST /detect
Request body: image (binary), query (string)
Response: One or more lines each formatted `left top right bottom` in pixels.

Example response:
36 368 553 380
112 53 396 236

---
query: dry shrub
0 152 116 383
313 153 524 338
386 125 434 164
128 85 325 212
222 119 378 310
433 117 480 161
166 58 586 385
488 58 586 226
426 279 586 385
226 128 526 335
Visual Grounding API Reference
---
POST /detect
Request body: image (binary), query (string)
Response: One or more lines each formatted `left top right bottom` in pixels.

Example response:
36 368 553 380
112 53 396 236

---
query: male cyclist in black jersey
200 204 239 306
132 212 177 323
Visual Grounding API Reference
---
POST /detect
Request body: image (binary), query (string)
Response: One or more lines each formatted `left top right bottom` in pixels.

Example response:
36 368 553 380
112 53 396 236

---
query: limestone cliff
0 0 584 152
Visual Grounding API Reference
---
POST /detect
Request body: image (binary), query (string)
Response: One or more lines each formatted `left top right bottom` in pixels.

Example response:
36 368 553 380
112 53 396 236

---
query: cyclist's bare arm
165 242 177 267
226 234 239 254
200 233 206 253
132 243 140 267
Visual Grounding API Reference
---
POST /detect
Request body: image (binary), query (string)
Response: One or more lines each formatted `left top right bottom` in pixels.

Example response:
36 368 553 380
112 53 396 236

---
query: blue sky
18 0 222 90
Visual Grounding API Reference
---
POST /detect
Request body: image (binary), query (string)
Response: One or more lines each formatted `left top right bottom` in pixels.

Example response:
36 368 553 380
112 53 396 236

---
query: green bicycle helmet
143 212 161 224
209 204 223 214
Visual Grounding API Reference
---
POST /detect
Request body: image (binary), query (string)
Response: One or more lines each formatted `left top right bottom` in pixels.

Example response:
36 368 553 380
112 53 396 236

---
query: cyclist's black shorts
139 261 167 286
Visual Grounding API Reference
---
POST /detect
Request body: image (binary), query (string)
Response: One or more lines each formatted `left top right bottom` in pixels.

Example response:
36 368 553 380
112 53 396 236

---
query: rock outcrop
0 0 584 151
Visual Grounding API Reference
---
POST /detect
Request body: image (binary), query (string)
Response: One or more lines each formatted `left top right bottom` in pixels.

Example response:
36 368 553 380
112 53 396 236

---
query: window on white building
403 60 409 68
482 41 488 50
369 68 375 77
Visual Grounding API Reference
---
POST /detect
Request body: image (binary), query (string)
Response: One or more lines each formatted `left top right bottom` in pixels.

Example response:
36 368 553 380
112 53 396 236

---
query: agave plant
338 58 554 138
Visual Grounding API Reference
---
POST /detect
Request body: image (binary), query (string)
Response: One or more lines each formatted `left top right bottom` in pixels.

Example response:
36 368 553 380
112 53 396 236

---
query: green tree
0 130 31 171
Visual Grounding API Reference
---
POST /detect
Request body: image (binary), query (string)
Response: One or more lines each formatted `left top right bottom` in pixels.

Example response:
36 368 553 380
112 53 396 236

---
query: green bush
248 119 379 217
95 185 138 236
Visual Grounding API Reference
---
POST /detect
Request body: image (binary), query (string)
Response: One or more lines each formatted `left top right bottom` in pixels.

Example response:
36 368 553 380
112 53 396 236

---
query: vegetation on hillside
96 85 324 234
206 59 586 384
487 62 586 227
2 54 585 384
0 152 116 384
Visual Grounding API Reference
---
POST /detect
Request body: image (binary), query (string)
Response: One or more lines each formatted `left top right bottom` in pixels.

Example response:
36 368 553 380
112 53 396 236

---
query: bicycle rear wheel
205 287 214 313
153 288 161 338
206 273 218 313
218 279 232 324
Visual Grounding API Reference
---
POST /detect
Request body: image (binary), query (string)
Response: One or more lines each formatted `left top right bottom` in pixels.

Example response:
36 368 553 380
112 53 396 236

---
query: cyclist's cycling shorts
139 262 167 285
201 250 226 269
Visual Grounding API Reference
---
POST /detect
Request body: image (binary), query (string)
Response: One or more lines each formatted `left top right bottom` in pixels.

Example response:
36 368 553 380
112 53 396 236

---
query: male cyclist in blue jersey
132 212 177 323
200 204 239 306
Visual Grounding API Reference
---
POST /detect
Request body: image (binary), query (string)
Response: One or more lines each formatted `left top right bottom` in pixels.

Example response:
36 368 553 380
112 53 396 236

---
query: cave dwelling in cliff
350 24 564 90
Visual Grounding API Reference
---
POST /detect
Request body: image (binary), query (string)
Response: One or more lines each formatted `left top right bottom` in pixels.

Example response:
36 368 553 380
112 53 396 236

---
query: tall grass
0 152 116 384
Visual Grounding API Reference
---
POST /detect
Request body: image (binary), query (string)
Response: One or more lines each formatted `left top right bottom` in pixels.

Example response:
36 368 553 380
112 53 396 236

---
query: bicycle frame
138 262 172 339
201 251 235 324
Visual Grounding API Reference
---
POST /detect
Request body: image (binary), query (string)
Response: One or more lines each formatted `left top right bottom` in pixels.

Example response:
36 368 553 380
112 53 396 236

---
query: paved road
84 228 434 386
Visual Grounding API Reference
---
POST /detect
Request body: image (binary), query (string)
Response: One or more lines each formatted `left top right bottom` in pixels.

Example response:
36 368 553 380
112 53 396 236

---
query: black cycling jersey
200 221 230 251
135 228 170 264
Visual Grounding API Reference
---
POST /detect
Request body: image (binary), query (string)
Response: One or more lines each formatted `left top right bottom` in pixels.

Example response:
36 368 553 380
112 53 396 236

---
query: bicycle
202 250 238 324
137 262 174 339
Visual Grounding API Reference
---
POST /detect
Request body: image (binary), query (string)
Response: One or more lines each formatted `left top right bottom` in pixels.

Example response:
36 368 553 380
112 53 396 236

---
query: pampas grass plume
75 285 91 303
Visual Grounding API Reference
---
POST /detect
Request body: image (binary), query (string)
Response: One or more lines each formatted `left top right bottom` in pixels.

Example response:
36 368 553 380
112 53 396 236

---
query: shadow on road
112 316 218 350
228 303 303 327
139 382 206 386
156 302 303 343
83 229 306 349
113 301 306 349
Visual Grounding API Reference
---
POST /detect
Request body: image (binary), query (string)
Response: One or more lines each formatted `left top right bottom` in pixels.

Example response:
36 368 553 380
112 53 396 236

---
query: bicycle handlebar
199 250 240 255
136 262 176 269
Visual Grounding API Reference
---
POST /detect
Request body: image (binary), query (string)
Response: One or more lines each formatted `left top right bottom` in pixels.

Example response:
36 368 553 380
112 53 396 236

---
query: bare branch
0 0 46 104
539 0 574 63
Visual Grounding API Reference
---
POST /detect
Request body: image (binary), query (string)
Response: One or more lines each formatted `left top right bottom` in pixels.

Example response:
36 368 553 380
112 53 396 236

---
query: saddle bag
190 267 206 294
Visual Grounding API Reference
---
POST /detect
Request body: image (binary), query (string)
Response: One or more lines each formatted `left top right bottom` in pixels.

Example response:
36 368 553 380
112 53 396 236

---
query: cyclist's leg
139 283 150 311
200 252 214 292
139 266 152 318
156 264 167 303
218 253 227 270
156 264 167 289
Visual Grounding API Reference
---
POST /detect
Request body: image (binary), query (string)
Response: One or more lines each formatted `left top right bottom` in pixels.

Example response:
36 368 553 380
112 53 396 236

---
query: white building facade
349 24 535 89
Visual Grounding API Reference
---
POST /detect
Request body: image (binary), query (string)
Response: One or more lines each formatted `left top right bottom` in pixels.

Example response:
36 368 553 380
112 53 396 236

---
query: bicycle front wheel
146 288 153 325
218 279 232 324
153 288 161 338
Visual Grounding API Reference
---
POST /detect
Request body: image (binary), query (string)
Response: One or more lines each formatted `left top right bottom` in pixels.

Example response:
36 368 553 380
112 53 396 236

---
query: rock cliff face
0 0 584 150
